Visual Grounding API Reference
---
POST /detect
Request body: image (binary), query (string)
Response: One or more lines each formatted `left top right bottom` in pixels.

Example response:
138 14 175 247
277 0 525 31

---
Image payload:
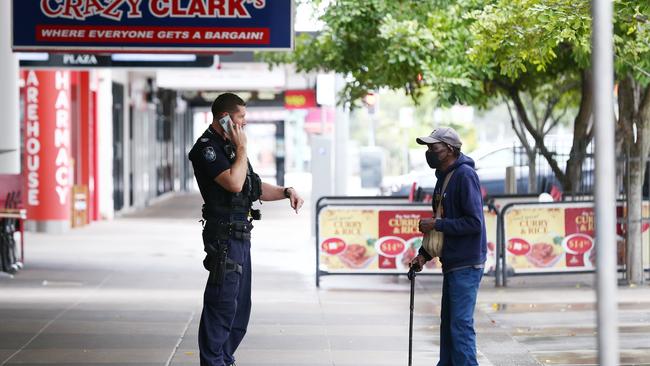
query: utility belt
209 220 253 241
202 205 262 223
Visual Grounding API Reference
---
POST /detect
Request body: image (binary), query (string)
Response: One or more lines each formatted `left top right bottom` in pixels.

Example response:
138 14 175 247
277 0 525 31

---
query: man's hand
229 121 247 148
419 218 436 234
286 188 304 214
214 122 248 192
410 254 427 272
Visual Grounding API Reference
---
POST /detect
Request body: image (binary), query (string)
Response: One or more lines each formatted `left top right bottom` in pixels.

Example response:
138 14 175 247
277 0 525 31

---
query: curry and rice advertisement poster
317 207 498 274
504 203 650 273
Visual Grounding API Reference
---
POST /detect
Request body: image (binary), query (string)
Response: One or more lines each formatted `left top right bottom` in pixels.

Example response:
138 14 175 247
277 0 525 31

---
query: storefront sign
23 70 72 221
13 0 294 52
284 90 317 109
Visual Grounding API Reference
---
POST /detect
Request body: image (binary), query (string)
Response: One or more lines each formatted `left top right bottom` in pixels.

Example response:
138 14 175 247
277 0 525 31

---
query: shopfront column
23 70 72 233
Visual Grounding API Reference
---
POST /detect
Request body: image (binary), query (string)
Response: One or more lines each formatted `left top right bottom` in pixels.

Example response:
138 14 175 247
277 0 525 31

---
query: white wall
96 70 114 219
157 63 286 90
0 0 20 174
285 65 314 90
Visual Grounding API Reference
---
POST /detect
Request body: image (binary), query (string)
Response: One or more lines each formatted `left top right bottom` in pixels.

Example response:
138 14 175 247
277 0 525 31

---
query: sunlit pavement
1 193 649 366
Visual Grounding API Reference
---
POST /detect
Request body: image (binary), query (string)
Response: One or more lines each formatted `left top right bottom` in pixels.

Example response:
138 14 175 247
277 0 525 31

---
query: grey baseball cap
416 127 462 148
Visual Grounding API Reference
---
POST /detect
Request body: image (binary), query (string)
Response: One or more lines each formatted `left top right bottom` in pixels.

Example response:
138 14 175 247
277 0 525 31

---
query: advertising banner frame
315 196 498 287
498 200 650 286
314 196 650 288
316 199 431 287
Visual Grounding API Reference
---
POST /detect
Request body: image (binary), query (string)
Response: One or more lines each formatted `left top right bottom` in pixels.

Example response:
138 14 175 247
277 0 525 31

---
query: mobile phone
218 114 232 134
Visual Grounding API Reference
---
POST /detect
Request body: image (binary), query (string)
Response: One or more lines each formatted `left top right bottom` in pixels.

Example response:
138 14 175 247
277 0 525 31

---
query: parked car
381 135 598 198
380 145 527 197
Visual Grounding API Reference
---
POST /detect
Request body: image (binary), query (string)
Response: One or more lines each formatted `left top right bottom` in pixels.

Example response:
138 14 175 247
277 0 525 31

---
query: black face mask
425 150 443 169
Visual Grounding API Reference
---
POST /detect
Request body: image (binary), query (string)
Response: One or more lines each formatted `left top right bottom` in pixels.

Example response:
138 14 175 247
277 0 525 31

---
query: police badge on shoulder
203 146 217 162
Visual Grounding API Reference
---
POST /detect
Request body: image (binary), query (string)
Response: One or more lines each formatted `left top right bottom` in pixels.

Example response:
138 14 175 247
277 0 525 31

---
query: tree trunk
564 70 593 193
565 146 585 194
632 85 650 285
627 157 645 284
527 152 537 193
619 76 648 285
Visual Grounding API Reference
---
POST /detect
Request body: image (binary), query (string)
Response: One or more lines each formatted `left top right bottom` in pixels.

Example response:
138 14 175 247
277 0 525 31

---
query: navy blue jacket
419 154 487 272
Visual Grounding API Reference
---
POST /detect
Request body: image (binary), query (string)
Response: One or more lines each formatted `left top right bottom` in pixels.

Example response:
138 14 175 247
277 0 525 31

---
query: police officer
189 93 304 366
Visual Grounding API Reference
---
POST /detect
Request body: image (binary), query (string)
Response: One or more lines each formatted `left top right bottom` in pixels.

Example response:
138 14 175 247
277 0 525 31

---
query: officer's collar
207 125 227 142
207 125 218 136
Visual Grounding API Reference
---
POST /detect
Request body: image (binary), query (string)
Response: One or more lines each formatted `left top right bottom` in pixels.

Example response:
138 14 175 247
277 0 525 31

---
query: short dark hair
211 93 246 120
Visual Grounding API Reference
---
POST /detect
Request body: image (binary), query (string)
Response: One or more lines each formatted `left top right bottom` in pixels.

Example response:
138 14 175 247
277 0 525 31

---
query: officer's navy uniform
189 125 261 366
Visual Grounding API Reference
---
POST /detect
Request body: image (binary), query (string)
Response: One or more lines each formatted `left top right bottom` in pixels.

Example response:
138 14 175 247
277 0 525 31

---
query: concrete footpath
1 193 649 366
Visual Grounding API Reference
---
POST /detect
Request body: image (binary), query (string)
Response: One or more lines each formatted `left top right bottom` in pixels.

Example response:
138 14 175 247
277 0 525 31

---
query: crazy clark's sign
13 0 294 52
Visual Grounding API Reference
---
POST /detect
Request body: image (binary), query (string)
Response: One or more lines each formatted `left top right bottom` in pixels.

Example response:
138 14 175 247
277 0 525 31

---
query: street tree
474 0 649 284
614 1 650 284
264 0 589 192
469 0 592 194
265 0 650 283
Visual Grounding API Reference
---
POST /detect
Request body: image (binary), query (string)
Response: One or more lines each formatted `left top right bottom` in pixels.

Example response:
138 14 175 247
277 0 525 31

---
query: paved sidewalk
1 193 649 365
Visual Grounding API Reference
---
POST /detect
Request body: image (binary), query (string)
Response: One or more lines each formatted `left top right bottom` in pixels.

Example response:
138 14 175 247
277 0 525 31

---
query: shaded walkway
0 193 648 365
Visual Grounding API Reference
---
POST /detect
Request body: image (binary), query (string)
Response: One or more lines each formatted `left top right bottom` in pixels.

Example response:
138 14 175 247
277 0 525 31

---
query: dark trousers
199 238 252 366
438 267 483 366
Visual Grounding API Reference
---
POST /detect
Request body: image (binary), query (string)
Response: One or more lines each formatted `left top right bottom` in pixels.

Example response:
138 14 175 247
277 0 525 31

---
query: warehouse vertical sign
13 0 294 52
23 70 72 221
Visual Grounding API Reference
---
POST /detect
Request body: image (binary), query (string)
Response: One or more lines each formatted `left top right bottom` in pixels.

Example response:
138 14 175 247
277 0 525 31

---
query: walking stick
407 264 419 366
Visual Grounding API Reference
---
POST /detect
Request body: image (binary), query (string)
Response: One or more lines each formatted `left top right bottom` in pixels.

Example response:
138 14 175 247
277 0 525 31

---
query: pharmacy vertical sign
13 0 294 53
23 70 72 222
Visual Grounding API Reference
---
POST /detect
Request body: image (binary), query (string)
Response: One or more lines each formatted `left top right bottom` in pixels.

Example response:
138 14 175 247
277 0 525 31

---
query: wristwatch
283 187 293 198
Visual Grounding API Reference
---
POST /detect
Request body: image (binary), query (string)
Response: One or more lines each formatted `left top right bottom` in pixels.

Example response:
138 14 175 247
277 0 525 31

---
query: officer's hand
410 254 427 272
419 218 436 234
229 121 247 149
287 188 304 214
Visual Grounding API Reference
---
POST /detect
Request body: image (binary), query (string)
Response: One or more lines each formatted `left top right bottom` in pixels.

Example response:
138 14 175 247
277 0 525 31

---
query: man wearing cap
411 127 487 366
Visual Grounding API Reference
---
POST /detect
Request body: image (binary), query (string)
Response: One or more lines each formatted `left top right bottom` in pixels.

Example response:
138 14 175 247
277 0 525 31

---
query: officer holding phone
188 93 304 366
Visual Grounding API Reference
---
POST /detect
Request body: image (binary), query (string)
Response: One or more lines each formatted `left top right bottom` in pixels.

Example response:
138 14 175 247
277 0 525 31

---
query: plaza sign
19 53 215 68
13 0 294 53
